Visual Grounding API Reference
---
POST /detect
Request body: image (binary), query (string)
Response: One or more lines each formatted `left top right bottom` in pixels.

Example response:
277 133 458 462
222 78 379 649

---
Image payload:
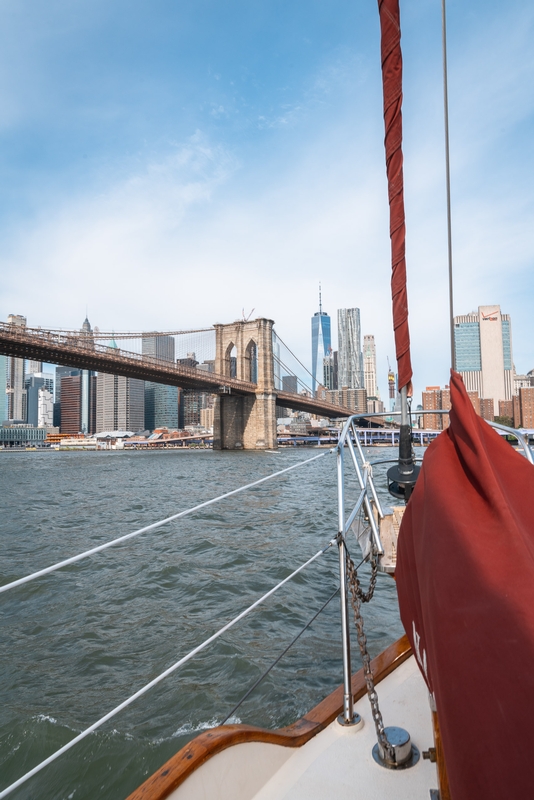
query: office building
0 355 7 423
323 349 338 390
326 388 367 414
367 398 386 414
54 367 81 427
143 335 178 431
38 387 54 427
25 373 54 427
80 370 96 433
311 290 331 394
145 383 179 431
519 387 534 428
498 400 513 420
61 374 97 434
200 406 214 430
197 360 215 374
363 335 379 400
55 367 80 402
422 386 451 431
337 308 363 390
513 373 531 394
6 314 27 420
282 375 298 394
177 353 199 368
0 424 48 448
454 305 513 407
142 334 175 363
479 398 495 421
96 374 145 432
179 390 213 428
27 360 43 374
74 319 96 433
276 376 298 417
80 316 95 347
423 387 444 431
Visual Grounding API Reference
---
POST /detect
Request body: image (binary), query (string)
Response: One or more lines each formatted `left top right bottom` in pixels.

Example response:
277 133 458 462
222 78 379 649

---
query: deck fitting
336 712 363 728
372 726 420 769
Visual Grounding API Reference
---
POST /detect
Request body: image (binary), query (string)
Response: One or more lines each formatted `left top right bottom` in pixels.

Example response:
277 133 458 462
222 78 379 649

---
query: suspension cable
0 450 333 596
221 585 340 725
0 541 334 799
274 331 318 386
273 354 314 396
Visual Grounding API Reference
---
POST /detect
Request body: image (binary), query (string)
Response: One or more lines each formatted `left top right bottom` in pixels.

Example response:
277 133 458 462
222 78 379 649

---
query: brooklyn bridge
0 316 363 450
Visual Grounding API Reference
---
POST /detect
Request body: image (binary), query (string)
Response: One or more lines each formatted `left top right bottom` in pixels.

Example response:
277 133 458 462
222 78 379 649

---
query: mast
377 0 419 500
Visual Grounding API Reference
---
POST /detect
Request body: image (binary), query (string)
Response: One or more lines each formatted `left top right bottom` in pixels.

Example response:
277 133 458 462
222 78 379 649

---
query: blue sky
1 0 533 401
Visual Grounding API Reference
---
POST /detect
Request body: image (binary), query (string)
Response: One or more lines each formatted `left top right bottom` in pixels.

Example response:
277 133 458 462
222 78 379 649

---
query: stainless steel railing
333 408 534 726
334 414 387 724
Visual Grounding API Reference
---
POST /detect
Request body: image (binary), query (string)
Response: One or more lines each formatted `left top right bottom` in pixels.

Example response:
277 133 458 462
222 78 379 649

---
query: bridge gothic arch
213 319 277 450
244 338 258 384
223 342 237 378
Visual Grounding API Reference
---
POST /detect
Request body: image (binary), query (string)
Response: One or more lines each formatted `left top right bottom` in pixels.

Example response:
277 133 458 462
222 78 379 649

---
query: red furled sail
396 371 534 798
377 0 412 392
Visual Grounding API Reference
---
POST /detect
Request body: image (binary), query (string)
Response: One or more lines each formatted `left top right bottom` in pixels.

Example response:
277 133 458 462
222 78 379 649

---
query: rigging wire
442 0 455 370
0 450 333 596
220 585 340 725
0 541 335 799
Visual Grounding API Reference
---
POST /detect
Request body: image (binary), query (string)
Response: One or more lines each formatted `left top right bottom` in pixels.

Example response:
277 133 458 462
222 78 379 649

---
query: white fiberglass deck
252 655 435 799
172 654 437 800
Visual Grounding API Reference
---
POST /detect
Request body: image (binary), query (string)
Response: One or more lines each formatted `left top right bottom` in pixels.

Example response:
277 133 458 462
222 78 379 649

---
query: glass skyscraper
337 308 363 389
311 290 331 394
143 335 179 430
454 305 513 405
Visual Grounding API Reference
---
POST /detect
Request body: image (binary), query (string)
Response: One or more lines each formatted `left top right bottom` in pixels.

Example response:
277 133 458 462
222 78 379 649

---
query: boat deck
165 654 437 800
250 655 435 799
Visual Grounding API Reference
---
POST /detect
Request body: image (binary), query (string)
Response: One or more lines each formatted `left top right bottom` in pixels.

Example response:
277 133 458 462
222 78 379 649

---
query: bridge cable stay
0 540 335 799
274 331 318 386
273 354 315 396
0 450 333 596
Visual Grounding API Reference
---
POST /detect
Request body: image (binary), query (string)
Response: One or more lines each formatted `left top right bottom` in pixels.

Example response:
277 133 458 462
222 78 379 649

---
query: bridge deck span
0 323 357 419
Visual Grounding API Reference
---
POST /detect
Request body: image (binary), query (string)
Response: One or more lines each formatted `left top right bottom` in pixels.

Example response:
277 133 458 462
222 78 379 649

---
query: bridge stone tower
213 318 278 450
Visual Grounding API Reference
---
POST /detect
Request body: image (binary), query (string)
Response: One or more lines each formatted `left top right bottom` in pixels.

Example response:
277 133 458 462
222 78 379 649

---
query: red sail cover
397 371 534 798
377 0 412 392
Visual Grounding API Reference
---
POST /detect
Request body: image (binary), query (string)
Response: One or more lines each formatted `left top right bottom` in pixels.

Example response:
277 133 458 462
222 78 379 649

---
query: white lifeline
170 655 436 800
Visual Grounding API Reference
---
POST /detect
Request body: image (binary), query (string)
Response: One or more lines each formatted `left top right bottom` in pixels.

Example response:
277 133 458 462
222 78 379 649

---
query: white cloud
2 3 534 401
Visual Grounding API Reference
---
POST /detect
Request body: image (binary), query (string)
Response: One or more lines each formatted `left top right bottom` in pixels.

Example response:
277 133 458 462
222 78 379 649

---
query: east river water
0 446 406 799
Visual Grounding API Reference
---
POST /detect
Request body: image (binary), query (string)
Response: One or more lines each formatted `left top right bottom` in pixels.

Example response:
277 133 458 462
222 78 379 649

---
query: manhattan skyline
0 1 532 403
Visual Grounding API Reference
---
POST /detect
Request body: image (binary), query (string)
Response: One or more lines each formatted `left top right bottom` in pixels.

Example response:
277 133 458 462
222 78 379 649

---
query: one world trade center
311 286 331 395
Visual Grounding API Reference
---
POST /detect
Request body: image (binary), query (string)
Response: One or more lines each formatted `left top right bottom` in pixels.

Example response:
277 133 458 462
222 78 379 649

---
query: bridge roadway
0 321 357 420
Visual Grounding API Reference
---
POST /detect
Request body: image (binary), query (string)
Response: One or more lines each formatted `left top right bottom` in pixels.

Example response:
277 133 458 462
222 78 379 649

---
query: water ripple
0 447 404 799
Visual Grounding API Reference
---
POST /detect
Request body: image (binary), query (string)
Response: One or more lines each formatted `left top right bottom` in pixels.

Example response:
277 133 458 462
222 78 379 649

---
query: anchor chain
346 547 395 762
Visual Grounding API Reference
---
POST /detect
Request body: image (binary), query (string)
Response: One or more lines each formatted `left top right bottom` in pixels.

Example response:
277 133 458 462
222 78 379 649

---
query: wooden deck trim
126 634 412 800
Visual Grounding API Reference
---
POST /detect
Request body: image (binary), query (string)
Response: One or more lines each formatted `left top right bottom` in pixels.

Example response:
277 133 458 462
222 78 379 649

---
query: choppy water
0 446 406 799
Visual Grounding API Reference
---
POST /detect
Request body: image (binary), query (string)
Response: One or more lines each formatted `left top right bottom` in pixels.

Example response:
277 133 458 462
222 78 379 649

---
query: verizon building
454 305 513 406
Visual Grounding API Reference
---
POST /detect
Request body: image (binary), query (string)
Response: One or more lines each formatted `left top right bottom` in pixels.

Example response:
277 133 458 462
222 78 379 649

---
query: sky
0 0 533 402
